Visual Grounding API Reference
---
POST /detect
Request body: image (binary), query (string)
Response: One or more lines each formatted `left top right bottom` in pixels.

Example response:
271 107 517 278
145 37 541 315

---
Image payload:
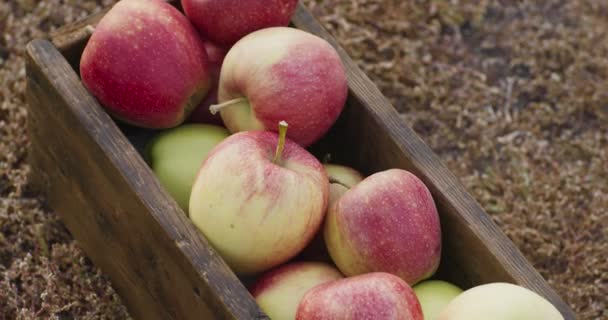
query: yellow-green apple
250 262 343 320
413 280 463 320
324 164 365 188
325 169 441 285
210 27 348 147
181 0 298 46
189 122 329 275
80 0 211 129
296 272 423 320
298 164 364 262
144 124 229 214
437 282 563 320
188 39 228 126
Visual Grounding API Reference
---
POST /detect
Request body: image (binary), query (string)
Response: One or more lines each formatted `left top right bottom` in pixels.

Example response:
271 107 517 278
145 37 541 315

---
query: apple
250 262 343 320
413 280 463 320
210 27 348 147
181 0 298 46
144 124 229 214
296 272 423 320
80 0 210 129
298 164 364 262
325 169 442 285
189 121 329 275
188 39 228 125
437 282 564 320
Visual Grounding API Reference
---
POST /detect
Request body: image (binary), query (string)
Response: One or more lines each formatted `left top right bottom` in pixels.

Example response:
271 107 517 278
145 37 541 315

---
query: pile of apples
79 0 565 319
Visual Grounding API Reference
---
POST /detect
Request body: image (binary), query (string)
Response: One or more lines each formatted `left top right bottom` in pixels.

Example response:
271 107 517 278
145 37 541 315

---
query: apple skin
250 262 343 320
181 0 298 46
144 124 229 214
188 39 228 125
437 282 564 320
189 131 329 275
296 272 423 320
325 169 441 285
80 0 211 129
216 27 348 147
298 164 364 262
324 164 364 188
413 280 463 320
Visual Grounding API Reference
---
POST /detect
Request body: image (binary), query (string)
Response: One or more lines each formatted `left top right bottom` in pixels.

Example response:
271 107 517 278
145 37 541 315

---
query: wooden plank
291 5 575 319
25 39 267 320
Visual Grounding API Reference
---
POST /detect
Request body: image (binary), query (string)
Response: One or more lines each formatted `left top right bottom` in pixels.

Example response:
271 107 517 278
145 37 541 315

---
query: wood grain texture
25 39 267 320
28 1 576 319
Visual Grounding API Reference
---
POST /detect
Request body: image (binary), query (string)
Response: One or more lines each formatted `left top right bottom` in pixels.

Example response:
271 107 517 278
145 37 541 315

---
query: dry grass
1 0 606 318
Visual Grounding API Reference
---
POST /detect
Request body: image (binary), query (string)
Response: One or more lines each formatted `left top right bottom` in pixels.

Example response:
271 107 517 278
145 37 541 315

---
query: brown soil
1 0 606 319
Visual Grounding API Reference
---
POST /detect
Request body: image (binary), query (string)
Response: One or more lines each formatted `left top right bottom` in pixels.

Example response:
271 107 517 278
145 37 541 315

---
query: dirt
1 0 606 319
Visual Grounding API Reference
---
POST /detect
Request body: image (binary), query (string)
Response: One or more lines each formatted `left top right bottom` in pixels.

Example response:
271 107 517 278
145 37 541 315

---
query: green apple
145 124 229 214
413 280 463 320
437 282 564 320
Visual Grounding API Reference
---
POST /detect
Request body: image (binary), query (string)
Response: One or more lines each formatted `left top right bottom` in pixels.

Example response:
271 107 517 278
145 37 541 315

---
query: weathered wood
25 39 267 320
27 1 576 319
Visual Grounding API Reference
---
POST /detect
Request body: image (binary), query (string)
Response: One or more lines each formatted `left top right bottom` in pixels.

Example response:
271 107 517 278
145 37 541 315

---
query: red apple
80 0 211 129
210 27 348 147
181 0 298 46
188 39 228 125
296 272 423 320
325 169 442 285
189 122 329 275
250 262 343 320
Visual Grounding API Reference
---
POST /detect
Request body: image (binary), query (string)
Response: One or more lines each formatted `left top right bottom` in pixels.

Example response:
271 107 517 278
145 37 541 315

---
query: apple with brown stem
189 121 329 275
210 27 348 147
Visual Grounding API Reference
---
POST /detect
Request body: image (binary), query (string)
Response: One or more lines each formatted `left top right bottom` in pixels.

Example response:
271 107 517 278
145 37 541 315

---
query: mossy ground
1 1 605 318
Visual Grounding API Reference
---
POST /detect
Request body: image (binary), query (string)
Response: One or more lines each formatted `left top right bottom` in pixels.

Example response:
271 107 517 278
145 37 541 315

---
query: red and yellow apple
189 122 329 275
211 27 348 147
325 169 442 285
80 0 210 128
181 0 298 46
250 262 343 320
296 272 423 320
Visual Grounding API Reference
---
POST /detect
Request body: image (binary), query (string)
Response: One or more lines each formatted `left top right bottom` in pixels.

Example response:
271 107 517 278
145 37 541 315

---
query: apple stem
209 97 247 115
85 25 96 35
272 121 289 164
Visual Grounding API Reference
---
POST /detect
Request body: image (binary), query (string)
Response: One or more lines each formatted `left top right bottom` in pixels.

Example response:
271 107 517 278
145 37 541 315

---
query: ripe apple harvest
188 39 228 125
296 272 423 320
189 122 329 275
211 27 348 147
438 282 564 320
80 0 211 129
413 280 463 320
250 262 343 320
144 124 229 213
181 0 298 45
325 169 442 285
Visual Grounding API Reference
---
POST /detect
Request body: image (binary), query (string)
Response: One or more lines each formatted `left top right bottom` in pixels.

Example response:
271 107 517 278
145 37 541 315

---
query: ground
1 0 606 319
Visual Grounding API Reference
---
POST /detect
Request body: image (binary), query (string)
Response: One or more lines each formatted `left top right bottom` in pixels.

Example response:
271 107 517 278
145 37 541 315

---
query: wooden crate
24 2 575 319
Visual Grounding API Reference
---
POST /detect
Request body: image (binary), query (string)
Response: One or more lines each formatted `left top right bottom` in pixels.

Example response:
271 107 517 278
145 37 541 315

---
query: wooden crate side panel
25 39 267 320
